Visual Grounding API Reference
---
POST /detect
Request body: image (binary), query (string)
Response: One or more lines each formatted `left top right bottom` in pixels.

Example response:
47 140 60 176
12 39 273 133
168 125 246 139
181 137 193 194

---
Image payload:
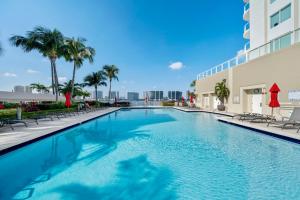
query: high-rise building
143 91 164 100
127 92 139 101
168 91 182 100
14 85 32 93
110 91 119 100
197 0 300 81
93 90 103 100
243 0 298 52
24 86 32 93
195 1 300 115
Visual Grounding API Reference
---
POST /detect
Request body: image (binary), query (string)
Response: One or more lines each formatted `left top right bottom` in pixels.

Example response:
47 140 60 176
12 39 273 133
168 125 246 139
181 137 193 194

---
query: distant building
93 90 103 100
110 91 119 100
144 91 163 100
168 91 182 100
25 86 32 93
127 92 139 101
14 85 32 93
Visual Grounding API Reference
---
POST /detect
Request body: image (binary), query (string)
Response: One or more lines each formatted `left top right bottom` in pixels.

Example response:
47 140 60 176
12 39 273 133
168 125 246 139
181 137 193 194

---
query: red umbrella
190 95 194 104
269 83 280 115
65 92 72 108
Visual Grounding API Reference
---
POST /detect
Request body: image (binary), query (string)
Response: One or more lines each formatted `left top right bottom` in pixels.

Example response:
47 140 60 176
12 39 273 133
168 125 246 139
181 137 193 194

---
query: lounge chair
267 107 300 129
2 118 28 130
250 114 275 123
29 115 54 125
234 113 263 121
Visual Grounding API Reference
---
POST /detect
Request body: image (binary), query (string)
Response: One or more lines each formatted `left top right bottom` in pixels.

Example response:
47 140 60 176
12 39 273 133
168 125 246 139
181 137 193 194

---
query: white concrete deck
173 107 235 117
0 107 120 153
217 116 300 142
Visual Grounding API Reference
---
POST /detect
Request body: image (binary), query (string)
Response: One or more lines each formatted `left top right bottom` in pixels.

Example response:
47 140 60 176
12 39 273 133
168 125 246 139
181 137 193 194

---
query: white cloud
26 69 39 74
58 77 67 82
3 72 17 77
169 62 184 70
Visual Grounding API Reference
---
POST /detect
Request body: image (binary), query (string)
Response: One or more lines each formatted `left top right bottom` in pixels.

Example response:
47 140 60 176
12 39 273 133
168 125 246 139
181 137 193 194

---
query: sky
0 0 246 97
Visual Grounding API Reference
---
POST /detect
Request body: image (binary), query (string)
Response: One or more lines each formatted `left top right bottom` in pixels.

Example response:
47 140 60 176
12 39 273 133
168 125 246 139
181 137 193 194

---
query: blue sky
0 0 245 97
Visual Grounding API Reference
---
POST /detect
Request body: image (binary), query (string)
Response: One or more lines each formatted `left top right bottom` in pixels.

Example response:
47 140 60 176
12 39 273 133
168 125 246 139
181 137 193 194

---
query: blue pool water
1 108 300 199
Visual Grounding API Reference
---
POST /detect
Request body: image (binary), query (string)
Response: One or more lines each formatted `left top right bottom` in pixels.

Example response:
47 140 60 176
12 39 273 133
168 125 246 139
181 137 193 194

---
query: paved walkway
217 116 300 142
0 107 120 153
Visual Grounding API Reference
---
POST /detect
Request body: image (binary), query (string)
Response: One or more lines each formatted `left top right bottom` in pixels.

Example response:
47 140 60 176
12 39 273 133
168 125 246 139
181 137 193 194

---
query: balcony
244 41 250 52
243 3 250 21
243 23 250 39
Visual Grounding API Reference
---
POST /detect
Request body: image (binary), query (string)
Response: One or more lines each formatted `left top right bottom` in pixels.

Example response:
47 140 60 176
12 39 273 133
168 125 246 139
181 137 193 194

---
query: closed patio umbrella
190 95 194 104
269 83 280 116
65 92 72 108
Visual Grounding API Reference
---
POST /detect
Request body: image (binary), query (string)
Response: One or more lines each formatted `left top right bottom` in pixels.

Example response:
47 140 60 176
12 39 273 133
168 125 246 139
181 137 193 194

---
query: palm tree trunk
108 80 112 100
71 62 76 100
52 59 59 102
50 59 55 95
95 85 98 101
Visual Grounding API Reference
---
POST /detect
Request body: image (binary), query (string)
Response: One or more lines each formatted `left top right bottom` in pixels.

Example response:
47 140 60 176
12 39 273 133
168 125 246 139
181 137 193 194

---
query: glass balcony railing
295 29 300 43
244 42 250 51
244 23 250 31
244 3 250 12
196 28 300 80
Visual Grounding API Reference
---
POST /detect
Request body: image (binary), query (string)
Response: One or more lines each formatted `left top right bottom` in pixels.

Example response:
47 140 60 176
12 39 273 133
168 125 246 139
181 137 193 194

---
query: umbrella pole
271 107 274 116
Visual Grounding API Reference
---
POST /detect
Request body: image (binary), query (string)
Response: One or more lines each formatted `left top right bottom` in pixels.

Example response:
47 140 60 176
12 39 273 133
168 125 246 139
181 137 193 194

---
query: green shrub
36 102 78 110
161 101 175 106
3 102 19 109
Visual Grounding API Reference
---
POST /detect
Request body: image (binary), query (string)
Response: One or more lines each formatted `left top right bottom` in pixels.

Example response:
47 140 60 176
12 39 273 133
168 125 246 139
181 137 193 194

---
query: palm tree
64 37 95 98
103 65 119 100
77 90 91 100
59 80 84 97
30 83 49 93
190 80 196 88
9 26 66 101
215 79 230 111
83 71 107 101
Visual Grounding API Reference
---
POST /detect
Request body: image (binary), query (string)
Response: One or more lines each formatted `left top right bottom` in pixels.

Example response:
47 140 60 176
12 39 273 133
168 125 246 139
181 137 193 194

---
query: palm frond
103 64 119 81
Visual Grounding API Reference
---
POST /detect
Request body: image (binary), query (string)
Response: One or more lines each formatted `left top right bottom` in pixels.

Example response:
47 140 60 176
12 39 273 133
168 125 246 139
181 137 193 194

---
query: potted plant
214 79 230 111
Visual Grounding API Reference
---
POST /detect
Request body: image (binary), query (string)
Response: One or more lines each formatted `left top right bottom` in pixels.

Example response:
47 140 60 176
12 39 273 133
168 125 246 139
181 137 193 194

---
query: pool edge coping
217 118 300 144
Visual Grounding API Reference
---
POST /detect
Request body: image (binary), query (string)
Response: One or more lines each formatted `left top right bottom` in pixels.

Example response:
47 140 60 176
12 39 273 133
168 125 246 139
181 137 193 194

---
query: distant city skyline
0 0 245 96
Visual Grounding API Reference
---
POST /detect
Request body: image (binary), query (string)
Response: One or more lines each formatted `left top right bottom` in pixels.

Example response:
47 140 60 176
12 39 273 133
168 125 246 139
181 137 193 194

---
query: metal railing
197 28 300 80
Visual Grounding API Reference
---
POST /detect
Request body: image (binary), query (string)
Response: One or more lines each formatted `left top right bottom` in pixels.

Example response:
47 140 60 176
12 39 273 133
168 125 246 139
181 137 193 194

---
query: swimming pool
1 108 300 199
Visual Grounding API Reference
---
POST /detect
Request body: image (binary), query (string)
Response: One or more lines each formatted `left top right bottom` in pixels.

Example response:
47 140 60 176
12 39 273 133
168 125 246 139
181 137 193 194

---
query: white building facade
195 0 300 116
197 0 300 80
244 0 299 51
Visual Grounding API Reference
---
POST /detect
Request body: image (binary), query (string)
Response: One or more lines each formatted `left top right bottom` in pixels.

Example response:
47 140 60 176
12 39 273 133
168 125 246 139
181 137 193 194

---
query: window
270 33 291 52
270 4 291 28
280 34 291 49
280 4 291 22
271 12 280 28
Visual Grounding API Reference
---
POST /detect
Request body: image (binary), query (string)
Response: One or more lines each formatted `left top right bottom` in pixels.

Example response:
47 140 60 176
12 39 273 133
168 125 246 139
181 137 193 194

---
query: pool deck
0 107 121 154
217 116 300 143
173 107 235 117
174 107 300 143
